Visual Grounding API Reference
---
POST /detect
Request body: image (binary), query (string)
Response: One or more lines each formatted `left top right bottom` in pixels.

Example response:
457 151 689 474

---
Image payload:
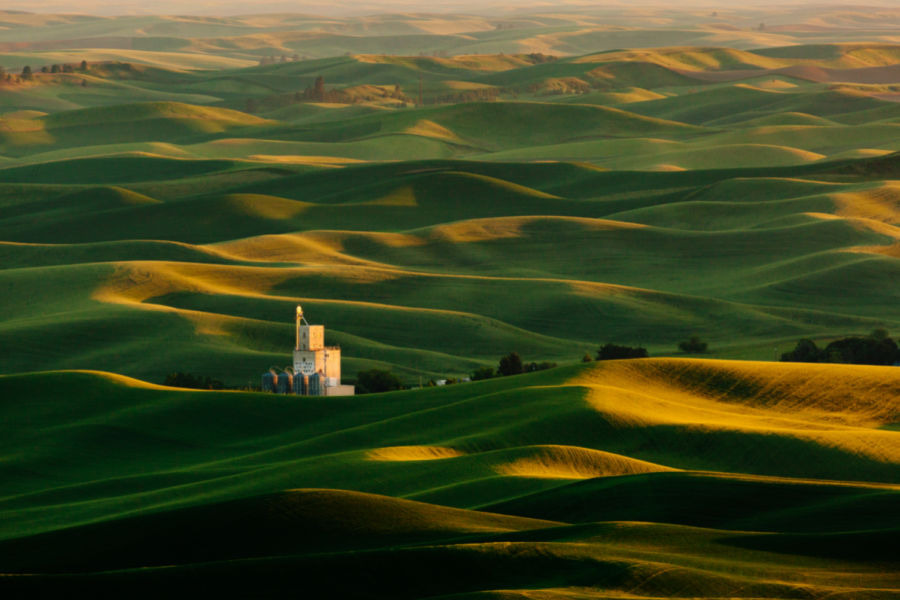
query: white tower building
292 305 354 396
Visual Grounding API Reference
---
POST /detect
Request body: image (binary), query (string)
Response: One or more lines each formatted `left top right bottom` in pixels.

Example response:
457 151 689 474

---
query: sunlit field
1 4 899 597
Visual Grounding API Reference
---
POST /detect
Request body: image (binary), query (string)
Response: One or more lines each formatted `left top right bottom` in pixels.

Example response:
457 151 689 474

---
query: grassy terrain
0 360 897 596
1 151 898 382
1 11 899 596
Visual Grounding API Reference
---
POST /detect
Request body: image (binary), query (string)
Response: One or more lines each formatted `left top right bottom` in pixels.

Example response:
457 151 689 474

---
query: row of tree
13 60 88 81
579 336 708 362
471 352 557 380
780 330 899 366
39 61 86 74
163 372 224 390
355 369 403 394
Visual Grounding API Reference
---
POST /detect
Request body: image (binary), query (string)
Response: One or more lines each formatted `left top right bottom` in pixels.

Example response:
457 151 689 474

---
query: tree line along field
0 10 899 598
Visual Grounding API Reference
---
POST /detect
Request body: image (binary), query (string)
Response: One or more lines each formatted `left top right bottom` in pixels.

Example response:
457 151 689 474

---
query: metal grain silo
277 371 293 394
293 374 307 395
307 372 322 396
261 370 277 393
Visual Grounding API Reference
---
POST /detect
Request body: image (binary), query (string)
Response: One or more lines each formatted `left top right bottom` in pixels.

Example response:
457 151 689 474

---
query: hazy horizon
4 0 899 17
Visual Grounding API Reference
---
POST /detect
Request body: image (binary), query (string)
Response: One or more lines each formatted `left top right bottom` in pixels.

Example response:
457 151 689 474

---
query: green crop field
2 361 898 597
1 4 899 597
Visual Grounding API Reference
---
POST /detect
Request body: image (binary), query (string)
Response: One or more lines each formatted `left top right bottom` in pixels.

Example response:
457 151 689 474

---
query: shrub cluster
596 343 648 360
471 366 496 381
470 352 557 380
524 53 558 64
355 369 403 394
781 330 899 366
164 372 224 390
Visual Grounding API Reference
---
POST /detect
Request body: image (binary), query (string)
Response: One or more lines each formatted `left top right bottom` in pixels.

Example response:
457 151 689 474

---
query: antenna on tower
295 305 309 351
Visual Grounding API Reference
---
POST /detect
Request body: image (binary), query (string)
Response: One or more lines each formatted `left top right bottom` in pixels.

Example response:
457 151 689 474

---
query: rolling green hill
2 17 900 597
0 360 897 596
1 150 899 382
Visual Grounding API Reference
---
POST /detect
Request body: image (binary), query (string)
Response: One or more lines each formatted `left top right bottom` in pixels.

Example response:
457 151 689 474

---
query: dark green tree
498 352 524 376
597 344 648 360
780 339 822 363
80 59 88 71
313 75 325 101
471 366 495 381
823 337 898 366
21 65 32 80
782 335 898 366
164 372 223 389
356 369 402 394
524 361 557 373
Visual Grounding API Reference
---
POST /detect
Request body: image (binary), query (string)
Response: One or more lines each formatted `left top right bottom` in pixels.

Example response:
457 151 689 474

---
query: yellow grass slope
368 445 466 461
832 181 900 224
264 489 560 536
208 215 644 264
354 54 535 72
368 444 675 479
42 101 275 129
572 358 900 465
495 445 676 479
426 215 643 243
575 44 900 72
575 47 787 70
576 358 900 425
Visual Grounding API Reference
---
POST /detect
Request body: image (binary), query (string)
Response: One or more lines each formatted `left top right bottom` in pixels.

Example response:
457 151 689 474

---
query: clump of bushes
164 372 223 390
525 361 558 372
471 366 496 381
781 330 899 366
356 369 403 394
596 343 648 360
498 351 524 376
471 352 557 380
